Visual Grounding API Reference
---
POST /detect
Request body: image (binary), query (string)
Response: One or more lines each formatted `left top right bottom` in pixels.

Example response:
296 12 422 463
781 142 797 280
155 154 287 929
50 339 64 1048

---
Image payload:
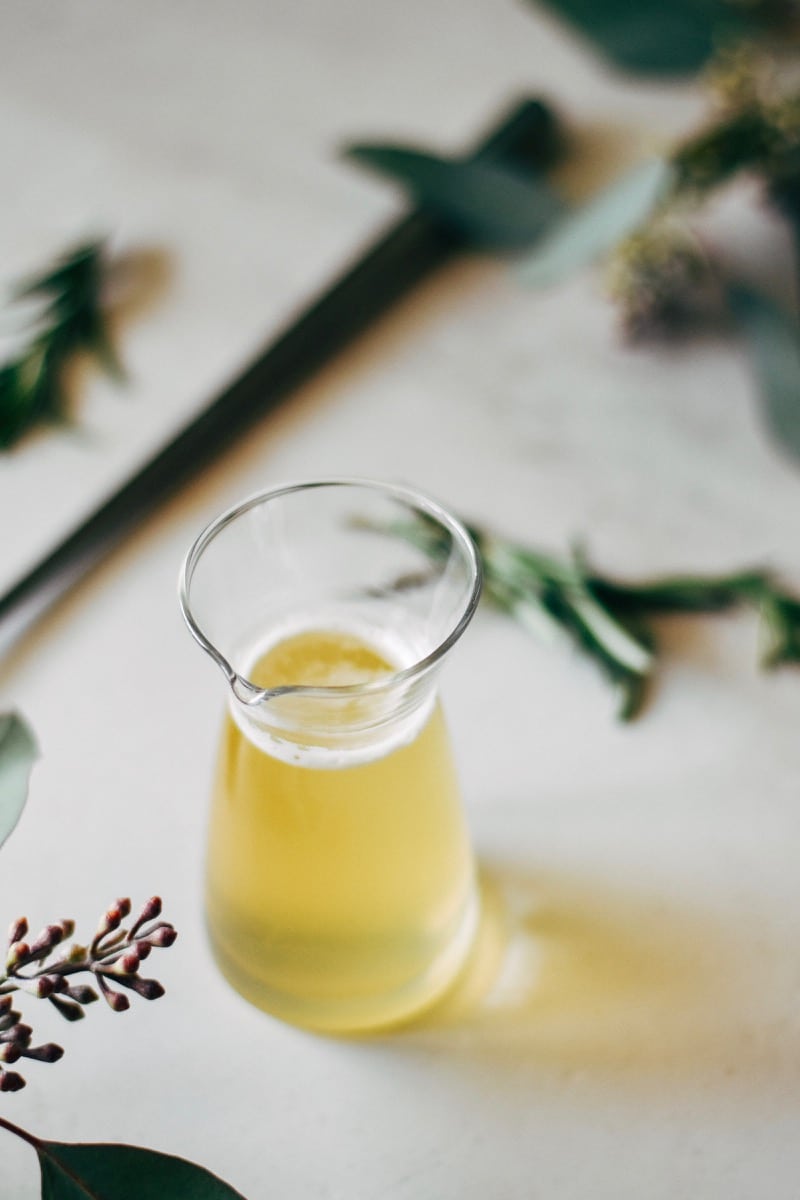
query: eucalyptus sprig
527 0 800 77
381 513 800 720
0 896 176 1093
0 240 121 449
0 716 249 1198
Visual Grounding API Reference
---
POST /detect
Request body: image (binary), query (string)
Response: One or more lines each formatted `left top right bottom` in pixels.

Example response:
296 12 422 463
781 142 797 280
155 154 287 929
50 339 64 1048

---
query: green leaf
759 591 800 668
529 0 752 75
37 1140 248 1200
372 513 800 721
728 284 800 461
0 712 37 850
345 145 563 249
0 241 121 450
591 570 770 615
563 581 653 674
672 107 775 194
517 159 672 286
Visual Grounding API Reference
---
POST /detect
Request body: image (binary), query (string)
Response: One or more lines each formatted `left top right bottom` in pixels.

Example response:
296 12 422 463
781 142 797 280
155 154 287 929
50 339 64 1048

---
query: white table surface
2 3 800 1197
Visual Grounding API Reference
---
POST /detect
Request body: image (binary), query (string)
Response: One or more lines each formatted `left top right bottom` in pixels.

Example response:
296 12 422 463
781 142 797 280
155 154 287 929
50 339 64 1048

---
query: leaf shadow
60 244 173 421
550 120 649 202
651 610 756 674
106 244 173 328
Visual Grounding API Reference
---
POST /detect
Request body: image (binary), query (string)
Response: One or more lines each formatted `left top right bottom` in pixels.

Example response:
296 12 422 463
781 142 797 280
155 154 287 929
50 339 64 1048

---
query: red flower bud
99 907 123 935
133 978 164 1001
63 984 98 1006
7 941 30 968
129 896 163 936
0 1008 21 1032
146 925 177 948
100 984 130 1013
0 1068 25 1091
7 917 28 946
32 976 58 999
21 1042 64 1064
48 994 85 1022
29 924 65 957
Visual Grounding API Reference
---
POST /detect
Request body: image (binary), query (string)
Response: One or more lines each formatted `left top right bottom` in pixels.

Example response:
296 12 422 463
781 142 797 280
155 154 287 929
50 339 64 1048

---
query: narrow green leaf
563 584 653 674
728 284 800 461
613 667 650 722
38 1140 248 1200
759 592 800 668
345 145 563 249
591 570 771 614
0 712 37 850
542 583 654 720
529 0 752 75
1 240 120 450
517 159 673 286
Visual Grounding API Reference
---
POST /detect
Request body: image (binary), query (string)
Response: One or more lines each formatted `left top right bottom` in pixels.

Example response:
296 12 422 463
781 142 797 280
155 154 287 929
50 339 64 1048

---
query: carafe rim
178 477 482 707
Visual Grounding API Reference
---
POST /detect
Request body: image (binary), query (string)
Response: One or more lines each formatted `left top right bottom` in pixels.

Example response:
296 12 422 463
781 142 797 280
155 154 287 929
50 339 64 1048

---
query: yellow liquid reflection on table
206 629 477 1032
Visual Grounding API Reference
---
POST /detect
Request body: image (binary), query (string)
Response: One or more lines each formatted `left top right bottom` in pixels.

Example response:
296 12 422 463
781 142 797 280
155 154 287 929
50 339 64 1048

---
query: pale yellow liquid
205 629 477 1032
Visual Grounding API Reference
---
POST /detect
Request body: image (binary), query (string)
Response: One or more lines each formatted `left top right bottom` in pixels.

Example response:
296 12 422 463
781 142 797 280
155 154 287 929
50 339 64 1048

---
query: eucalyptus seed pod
7 917 28 946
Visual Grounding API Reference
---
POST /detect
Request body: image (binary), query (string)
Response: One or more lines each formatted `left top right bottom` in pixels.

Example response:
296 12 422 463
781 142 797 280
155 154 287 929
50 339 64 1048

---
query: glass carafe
179 479 481 1033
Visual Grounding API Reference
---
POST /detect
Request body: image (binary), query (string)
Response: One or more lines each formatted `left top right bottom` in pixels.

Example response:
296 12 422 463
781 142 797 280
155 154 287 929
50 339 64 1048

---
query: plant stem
0 1112 42 1151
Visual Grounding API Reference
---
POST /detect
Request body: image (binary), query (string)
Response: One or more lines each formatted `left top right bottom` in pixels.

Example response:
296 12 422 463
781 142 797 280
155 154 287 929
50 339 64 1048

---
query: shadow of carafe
394 860 795 1087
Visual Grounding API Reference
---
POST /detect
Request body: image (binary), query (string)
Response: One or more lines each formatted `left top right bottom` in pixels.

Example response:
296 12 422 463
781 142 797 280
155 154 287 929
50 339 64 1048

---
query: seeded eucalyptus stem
0 897 176 1092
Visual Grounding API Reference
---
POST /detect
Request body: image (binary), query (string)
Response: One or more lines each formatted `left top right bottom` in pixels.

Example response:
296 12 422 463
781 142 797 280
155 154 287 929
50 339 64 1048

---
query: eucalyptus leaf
517 158 673 286
37 1140 248 1200
529 0 752 75
728 284 800 461
345 145 563 249
0 712 37 850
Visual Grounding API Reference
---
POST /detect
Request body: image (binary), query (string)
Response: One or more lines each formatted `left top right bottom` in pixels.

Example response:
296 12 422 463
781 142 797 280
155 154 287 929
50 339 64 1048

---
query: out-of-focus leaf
728 284 800 461
529 0 752 76
0 241 121 450
517 159 672 286
0 712 37 851
38 1140 248 1200
592 571 769 614
759 591 800 668
345 145 563 249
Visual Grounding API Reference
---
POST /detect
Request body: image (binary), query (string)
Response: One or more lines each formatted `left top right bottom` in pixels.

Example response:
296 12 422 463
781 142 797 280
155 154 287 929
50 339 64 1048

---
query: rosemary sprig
0 240 120 450
380 513 800 720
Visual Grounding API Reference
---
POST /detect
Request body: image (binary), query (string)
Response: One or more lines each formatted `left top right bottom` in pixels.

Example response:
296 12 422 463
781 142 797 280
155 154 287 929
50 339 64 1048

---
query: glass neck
228 665 442 768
